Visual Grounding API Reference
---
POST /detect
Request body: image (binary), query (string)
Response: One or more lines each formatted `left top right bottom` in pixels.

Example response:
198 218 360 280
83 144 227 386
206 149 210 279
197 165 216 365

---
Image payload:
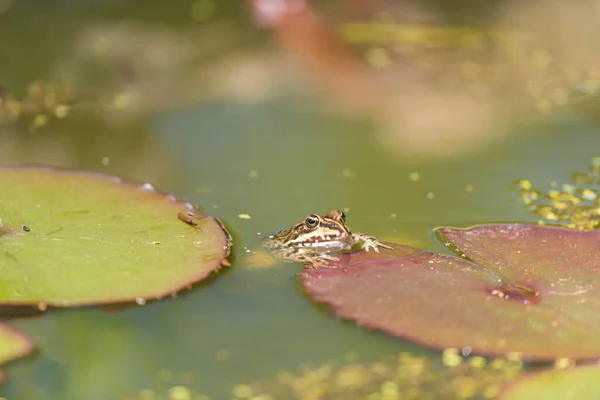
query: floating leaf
499 365 600 400
0 166 231 306
0 322 34 383
302 223 600 360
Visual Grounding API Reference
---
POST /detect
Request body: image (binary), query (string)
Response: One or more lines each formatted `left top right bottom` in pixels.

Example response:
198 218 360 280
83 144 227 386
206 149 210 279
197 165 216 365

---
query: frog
263 209 392 266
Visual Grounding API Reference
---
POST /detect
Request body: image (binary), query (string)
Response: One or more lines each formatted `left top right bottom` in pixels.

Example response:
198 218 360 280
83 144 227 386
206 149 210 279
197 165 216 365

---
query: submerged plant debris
237 352 525 400
124 351 525 400
339 20 600 115
517 157 600 230
0 79 134 131
0 81 75 129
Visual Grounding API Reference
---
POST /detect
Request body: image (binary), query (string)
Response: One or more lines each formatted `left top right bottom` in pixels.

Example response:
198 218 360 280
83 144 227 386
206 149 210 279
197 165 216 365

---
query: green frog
263 209 392 266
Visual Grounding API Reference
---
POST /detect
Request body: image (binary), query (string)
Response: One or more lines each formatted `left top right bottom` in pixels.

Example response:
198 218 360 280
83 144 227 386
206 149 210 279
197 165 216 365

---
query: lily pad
0 166 231 306
499 366 600 400
0 322 34 383
302 223 600 360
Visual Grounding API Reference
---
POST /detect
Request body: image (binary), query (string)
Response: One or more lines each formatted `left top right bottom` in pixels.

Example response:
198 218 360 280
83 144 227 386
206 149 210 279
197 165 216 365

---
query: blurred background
1 0 600 398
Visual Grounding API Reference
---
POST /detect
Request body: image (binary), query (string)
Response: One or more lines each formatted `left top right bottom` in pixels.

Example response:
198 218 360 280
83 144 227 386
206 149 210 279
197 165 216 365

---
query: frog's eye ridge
305 214 320 229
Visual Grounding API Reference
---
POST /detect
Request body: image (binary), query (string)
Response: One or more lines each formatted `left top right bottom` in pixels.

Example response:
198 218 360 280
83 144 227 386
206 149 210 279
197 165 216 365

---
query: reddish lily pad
499 365 600 400
302 223 600 360
0 166 231 306
0 322 34 383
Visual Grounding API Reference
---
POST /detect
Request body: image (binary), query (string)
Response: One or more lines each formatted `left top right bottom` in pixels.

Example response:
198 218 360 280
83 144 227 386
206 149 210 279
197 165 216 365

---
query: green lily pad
0 166 231 306
302 223 600 360
0 322 34 383
499 366 600 400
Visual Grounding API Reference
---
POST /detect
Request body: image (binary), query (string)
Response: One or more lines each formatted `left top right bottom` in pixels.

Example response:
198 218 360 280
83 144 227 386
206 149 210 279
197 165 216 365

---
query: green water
1 1 600 399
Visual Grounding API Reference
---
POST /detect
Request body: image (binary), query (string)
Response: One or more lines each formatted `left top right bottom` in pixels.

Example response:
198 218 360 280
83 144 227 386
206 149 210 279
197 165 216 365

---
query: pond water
1 1 600 399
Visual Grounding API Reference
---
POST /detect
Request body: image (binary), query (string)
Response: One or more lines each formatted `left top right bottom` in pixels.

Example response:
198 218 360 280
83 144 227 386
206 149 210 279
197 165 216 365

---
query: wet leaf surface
302 224 600 360
0 166 230 306
499 365 600 400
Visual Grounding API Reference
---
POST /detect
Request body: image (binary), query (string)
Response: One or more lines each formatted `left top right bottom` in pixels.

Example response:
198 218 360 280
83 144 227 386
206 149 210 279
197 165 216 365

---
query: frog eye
305 214 320 229
340 211 346 223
